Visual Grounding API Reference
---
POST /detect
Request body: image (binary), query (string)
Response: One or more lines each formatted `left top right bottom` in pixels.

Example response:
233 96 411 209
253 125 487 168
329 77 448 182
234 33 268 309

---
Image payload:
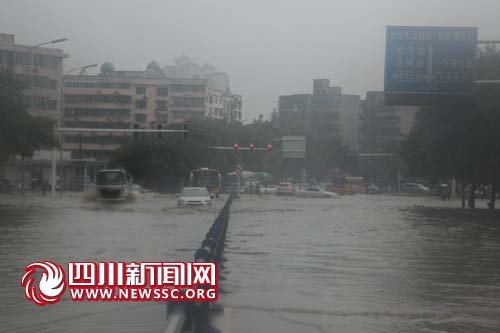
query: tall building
62 67 242 159
360 91 418 152
278 79 360 149
163 55 231 91
339 94 361 151
0 33 65 120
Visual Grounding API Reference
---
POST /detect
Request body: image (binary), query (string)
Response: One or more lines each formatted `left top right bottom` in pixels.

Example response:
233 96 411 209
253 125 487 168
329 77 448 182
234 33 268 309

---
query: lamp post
58 64 98 191
28 38 67 113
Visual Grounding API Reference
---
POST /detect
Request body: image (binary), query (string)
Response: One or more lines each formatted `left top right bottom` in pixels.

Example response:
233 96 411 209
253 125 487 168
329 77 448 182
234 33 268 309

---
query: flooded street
0 192 219 332
2 193 500 332
224 195 500 333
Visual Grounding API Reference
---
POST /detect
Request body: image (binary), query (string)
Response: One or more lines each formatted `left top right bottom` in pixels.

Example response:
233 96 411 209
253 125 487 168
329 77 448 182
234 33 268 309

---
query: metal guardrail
163 191 235 333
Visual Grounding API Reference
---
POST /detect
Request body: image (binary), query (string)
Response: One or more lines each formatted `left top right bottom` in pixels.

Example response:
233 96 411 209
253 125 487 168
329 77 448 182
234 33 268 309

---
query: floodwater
1 192 500 332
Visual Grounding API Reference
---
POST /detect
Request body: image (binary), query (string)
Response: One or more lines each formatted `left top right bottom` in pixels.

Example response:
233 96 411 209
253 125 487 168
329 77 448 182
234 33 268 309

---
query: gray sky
1 0 499 121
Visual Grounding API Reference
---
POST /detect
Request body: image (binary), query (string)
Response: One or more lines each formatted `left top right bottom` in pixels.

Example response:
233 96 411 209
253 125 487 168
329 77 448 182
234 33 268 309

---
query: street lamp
61 63 98 122
58 64 98 193
28 38 67 113
64 63 98 77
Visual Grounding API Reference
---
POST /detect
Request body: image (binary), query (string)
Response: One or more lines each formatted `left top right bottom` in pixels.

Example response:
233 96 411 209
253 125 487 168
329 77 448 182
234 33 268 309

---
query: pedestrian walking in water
42 179 49 196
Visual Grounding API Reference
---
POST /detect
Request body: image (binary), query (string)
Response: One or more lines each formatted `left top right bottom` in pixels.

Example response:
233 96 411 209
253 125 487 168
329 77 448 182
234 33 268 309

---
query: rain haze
2 1 500 332
1 0 499 121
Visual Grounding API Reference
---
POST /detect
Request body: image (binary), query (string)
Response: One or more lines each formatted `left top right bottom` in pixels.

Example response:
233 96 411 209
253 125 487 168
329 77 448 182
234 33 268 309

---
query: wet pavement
1 192 500 332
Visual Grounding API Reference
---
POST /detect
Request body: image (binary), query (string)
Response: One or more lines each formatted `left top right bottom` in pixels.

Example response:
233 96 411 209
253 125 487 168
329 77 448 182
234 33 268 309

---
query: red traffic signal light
233 143 239 152
249 143 255 151
266 143 272 152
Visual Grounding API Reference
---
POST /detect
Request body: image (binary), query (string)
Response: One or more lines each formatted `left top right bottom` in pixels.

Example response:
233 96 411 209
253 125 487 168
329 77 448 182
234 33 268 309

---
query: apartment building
62 68 242 159
0 33 65 120
360 91 418 152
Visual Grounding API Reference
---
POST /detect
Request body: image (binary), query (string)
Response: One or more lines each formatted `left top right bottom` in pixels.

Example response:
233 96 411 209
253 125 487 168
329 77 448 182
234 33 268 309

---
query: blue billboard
385 26 478 96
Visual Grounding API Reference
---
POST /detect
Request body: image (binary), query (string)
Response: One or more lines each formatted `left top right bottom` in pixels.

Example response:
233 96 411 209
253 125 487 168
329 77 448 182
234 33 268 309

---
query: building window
172 97 205 107
135 99 147 109
136 86 146 95
64 108 130 117
156 101 168 111
65 94 131 104
100 82 130 89
63 121 130 129
32 96 50 110
49 100 57 110
169 84 205 93
157 87 168 96
135 114 146 123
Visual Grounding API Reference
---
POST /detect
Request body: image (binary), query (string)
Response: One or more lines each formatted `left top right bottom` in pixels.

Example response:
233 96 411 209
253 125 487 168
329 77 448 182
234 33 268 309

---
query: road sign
385 26 478 105
281 136 306 159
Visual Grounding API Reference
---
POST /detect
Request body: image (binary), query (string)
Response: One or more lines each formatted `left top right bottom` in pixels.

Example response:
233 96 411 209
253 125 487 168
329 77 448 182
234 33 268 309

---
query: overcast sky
1 0 499 121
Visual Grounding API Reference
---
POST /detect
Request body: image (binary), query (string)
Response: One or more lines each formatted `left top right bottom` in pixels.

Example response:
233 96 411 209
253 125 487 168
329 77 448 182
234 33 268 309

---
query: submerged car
295 186 338 198
276 182 295 196
177 187 212 207
128 184 144 199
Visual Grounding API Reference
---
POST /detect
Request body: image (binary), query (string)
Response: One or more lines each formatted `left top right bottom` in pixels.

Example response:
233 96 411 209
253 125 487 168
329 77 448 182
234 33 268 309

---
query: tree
0 69 56 163
109 115 359 191
401 47 500 209
100 62 114 74
147 61 163 75
477 45 500 80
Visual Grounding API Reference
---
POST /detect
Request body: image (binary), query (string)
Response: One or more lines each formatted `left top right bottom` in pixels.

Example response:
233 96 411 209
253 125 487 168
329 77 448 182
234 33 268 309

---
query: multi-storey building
0 33 65 120
62 68 242 159
279 79 360 149
163 56 241 122
339 94 361 151
360 91 418 152
62 74 134 160
206 88 225 119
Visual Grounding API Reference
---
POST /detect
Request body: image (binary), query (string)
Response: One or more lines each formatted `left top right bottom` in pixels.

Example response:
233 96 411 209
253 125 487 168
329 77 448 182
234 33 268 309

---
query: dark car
0 178 12 192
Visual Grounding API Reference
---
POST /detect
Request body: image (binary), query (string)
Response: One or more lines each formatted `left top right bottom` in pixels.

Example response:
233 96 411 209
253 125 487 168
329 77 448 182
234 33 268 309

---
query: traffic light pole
57 128 188 133
209 146 269 151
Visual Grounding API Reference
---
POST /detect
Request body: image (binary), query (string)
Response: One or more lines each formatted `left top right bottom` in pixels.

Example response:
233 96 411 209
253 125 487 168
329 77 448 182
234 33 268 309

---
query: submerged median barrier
164 191 235 333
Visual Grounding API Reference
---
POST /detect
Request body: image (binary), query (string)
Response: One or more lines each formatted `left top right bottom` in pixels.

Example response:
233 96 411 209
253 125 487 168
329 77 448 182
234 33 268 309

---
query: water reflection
1 193 499 332
222 195 500 333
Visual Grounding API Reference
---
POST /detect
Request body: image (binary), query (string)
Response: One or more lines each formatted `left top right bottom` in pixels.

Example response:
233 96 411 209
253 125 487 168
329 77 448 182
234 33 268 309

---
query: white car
276 182 295 196
259 186 277 194
295 186 338 198
177 187 212 207
402 183 429 193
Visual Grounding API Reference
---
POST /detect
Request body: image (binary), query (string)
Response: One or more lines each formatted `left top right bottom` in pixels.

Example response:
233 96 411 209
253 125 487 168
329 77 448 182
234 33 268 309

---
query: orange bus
330 176 365 195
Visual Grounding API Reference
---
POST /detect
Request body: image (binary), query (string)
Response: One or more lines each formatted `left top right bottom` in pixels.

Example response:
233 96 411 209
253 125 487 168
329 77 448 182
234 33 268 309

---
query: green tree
110 116 358 191
401 47 500 209
147 61 163 75
100 62 114 74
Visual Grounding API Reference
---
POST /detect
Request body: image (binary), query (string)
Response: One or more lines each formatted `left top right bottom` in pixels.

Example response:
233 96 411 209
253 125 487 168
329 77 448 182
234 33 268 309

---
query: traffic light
233 143 239 152
157 123 163 139
183 123 189 140
266 143 272 152
133 124 139 140
249 143 255 152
